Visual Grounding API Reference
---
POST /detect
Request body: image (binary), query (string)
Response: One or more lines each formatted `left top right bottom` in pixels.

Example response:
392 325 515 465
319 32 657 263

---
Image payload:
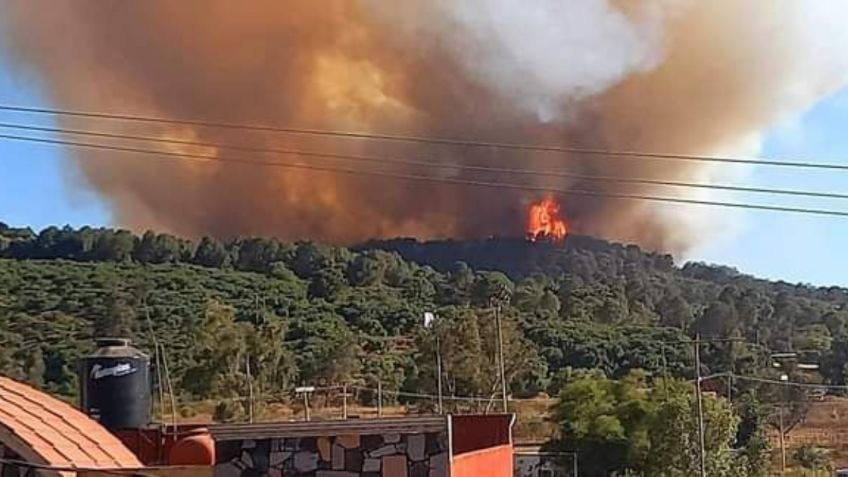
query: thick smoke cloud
2 0 847 252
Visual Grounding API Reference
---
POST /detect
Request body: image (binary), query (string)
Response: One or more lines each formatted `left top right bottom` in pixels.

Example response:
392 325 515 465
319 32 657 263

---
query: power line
172 373 848 410
350 385 496 403
3 121 848 201
729 373 848 391
1 103 847 172
176 384 538 406
3 132 848 218
702 372 848 391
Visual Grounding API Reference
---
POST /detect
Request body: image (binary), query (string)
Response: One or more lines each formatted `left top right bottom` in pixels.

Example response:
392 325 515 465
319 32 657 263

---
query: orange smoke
2 1 848 252
527 196 568 243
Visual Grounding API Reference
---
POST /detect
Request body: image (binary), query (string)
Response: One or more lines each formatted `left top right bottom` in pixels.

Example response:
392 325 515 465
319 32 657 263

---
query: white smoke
364 0 674 121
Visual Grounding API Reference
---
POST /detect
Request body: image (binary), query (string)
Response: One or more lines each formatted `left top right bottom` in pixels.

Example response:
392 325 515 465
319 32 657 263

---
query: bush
793 444 831 471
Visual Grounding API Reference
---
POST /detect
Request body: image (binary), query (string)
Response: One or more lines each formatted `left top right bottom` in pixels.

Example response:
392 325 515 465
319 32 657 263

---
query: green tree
307 268 347 299
93 292 136 338
793 444 831 473
513 278 546 312
245 316 298 398
22 346 45 387
291 312 361 386
416 307 545 407
471 272 514 307
552 371 652 475
695 300 737 338
347 250 409 287
193 236 229 268
734 392 771 477
657 293 693 329
553 372 740 477
442 261 475 305
91 229 136 262
183 300 250 398
133 231 185 264
645 380 739 477
234 238 288 273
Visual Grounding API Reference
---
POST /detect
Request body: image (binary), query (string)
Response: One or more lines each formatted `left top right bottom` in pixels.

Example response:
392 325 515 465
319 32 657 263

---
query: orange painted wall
451 444 513 477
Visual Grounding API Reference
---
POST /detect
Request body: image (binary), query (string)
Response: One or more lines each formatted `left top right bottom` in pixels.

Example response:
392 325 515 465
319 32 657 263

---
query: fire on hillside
527 196 568 243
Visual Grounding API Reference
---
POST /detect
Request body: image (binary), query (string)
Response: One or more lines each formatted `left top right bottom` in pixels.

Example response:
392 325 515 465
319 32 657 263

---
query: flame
527 196 568 242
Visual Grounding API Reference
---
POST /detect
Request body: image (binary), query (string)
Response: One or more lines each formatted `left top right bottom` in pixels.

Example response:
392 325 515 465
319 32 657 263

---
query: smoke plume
2 0 848 252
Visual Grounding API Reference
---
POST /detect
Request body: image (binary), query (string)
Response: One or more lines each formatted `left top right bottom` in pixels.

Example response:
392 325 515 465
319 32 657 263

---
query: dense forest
1 222 846 411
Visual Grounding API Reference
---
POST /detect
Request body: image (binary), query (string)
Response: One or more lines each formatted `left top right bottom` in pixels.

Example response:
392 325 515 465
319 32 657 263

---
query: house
0 376 142 477
201 414 511 477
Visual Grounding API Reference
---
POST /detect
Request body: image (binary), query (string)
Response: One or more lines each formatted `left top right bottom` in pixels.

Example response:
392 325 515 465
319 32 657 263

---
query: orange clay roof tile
0 376 142 469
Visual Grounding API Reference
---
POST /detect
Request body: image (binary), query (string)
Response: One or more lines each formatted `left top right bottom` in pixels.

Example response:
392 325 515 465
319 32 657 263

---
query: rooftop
210 415 447 441
0 376 142 470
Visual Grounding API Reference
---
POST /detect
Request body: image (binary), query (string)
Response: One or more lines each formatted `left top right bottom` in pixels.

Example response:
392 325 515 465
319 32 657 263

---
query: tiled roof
0 376 142 469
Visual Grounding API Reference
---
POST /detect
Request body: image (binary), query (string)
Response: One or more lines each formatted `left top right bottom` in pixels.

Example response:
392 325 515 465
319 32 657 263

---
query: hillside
1 223 847 416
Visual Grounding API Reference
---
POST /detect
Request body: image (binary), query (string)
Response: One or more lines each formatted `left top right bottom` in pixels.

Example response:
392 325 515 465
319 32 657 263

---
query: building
119 415 514 477
0 376 142 477
2 335 518 477
1 375 515 477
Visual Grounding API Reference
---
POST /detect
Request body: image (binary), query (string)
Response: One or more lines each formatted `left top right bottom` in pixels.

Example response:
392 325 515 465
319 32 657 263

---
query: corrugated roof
210 416 447 441
0 376 142 469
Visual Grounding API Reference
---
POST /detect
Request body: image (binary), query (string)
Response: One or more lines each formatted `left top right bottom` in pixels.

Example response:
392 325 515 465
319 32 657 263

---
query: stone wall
215 431 448 477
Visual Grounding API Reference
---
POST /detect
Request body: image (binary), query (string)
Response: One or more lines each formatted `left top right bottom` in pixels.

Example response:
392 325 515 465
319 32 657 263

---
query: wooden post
342 384 348 420
378 380 383 417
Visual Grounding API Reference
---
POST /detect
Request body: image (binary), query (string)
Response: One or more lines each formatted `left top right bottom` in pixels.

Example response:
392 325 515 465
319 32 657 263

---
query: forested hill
362 236 848 303
2 222 848 410
361 235 673 279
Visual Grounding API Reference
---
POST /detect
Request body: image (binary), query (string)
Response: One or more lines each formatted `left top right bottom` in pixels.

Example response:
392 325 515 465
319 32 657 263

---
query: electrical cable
2 121 847 201
2 103 847 171
3 132 848 218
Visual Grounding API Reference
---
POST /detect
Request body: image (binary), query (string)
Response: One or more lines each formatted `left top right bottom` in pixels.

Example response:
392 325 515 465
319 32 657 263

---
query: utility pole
436 331 444 415
495 304 508 413
342 383 348 420
660 342 669 400
143 297 167 425
694 334 707 477
661 336 745 477
770 351 818 475
245 355 255 423
425 312 444 415
572 452 579 477
779 373 788 474
727 373 733 403
253 293 266 325
377 380 383 418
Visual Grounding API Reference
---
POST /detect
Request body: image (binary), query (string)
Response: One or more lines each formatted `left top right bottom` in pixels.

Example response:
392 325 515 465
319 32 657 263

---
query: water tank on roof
79 338 151 430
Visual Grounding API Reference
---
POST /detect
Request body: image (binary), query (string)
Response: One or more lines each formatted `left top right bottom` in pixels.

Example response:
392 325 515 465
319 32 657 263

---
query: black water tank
79 338 151 429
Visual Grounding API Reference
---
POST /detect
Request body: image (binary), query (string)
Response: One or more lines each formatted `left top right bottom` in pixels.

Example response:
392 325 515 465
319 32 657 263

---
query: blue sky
0 49 110 230
1 48 847 287
689 88 848 287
